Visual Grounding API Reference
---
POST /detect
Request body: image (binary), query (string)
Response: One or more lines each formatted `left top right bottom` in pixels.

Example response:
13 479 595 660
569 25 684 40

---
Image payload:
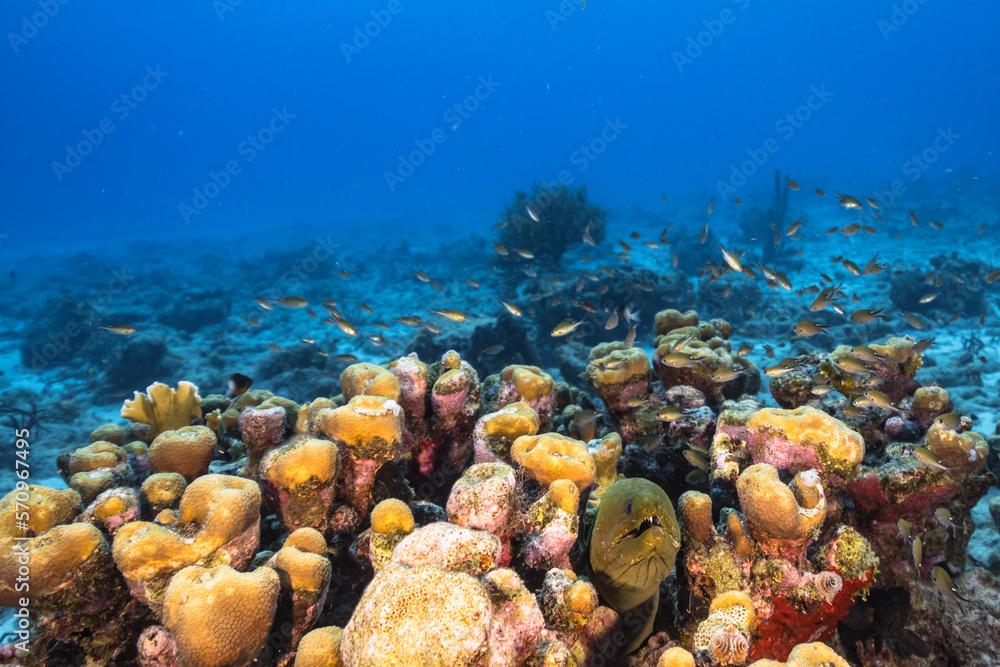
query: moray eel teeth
588 478 680 655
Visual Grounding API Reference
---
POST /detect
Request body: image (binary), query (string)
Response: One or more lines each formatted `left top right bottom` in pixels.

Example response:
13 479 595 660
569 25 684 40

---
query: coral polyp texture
3 307 998 667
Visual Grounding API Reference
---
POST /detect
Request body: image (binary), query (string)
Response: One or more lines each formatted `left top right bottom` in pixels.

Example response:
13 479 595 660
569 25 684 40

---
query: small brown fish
656 405 686 422
100 324 137 335
835 192 864 209
330 354 358 363
737 344 754 356
913 337 936 353
684 449 710 471
793 320 832 337
336 269 352 279
786 178 800 191
551 319 585 337
483 344 504 355
815 188 826 196
913 536 923 577
933 412 961 431
253 294 273 310
909 210 919 226
226 373 253 398
411 269 431 282
850 308 886 324
274 296 308 308
699 219 709 244
582 224 596 246
733 198 743 205
897 518 911 542
900 310 925 330
931 566 968 613
493 243 509 256
466 278 481 288
712 366 746 383
500 300 522 317
430 308 467 322
245 317 260 327
333 318 358 336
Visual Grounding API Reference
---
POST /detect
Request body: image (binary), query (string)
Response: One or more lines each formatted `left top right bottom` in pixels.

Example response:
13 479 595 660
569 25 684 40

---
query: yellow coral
679 491 715 547
926 424 987 473
270 529 331 597
654 308 699 336
481 401 540 440
295 397 339 434
658 647 695 667
316 395 403 460
547 479 580 515
748 642 850 667
89 423 126 445
295 627 344 667
501 365 554 402
261 437 338 489
511 433 596 491
371 499 414 535
736 464 826 541
121 381 202 440
586 344 650 386
747 406 864 482
340 363 401 402
140 473 187 514
69 441 126 474
113 474 261 583
70 470 117 506
163 565 280 667
148 425 217 482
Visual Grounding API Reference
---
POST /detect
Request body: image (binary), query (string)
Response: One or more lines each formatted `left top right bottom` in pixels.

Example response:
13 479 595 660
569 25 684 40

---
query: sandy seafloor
0 186 998 652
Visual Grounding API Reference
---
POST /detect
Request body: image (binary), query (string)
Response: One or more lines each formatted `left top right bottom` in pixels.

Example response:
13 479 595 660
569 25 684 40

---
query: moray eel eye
625 500 632 515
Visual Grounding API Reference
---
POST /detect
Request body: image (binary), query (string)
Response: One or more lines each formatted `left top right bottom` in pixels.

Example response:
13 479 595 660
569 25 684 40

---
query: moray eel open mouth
619 513 663 542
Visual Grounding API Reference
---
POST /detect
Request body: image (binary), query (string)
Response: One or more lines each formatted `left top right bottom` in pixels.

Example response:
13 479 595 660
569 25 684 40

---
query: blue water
2 0 997 247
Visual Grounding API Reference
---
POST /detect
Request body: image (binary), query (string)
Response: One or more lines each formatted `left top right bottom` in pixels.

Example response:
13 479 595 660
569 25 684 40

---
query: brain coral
341 562 493 667
162 564 280 667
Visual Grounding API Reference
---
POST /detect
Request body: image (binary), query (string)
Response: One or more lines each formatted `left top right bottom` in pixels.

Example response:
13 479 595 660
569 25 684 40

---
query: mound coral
510 432 596 491
473 401 540 464
161 564 280 667
148 425 217 482
258 435 340 536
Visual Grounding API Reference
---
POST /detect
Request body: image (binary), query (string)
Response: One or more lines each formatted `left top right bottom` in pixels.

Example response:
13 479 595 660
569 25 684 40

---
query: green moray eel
588 477 681 654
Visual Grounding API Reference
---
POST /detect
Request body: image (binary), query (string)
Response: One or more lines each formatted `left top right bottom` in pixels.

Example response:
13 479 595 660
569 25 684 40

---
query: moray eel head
589 477 680 654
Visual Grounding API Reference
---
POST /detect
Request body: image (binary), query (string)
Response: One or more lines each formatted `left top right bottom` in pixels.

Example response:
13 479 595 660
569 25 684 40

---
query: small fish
841 223 862 236
737 344 754 356
329 354 358 363
815 188 826 196
359 303 373 314
301 338 316 344
423 321 440 334
100 324 136 335
624 325 637 348
266 343 282 352
933 412 961 431
707 196 716 215
411 269 431 282
913 536 923 577
811 384 834 396
493 243 509 256
582 224 596 246
430 279 444 292
333 318 358 336
899 310 925 330
551 319 585 337
700 220 709 244
793 320 831 337
786 219 803 236
274 296 308 308
865 389 902 414
656 405 687 422
763 344 775 358
935 508 960 537
913 337 936 353
851 346 885 363
864 196 880 209
483 344 504 355
514 248 535 259
712 366 746 383
931 566 968 613
686 469 709 484
336 269 352 279
719 244 742 272
226 373 253 398
430 308 468 322
985 269 1000 284
619 240 632 252
850 308 886 324
919 292 939 304
638 434 666 452
500 300 522 317
604 311 619 330
661 352 703 368
835 192 864 209
764 365 796 377
897 518 911 542
526 205 540 222
834 357 870 375
626 397 649 409
914 446 954 476
909 210 919 226
684 449 710 471
786 178 800 191
732 198 743 205
466 278 481 288
842 405 865 419
394 316 424 327
253 294 273 310
245 317 260 327
930 220 944 230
